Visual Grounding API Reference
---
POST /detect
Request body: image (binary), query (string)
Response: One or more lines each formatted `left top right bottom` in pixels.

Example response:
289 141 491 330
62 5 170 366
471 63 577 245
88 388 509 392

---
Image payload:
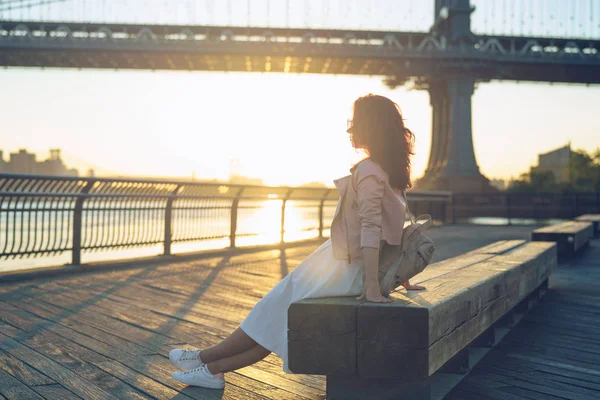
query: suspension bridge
1 0 600 191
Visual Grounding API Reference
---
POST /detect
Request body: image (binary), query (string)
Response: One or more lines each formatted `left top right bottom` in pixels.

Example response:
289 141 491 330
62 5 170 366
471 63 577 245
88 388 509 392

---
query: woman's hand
357 283 393 303
402 280 426 291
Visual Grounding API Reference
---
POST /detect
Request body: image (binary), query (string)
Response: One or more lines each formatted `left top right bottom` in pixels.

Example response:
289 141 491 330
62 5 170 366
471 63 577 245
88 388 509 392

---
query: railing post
230 187 244 249
318 189 331 238
72 180 95 266
164 184 182 256
281 189 293 244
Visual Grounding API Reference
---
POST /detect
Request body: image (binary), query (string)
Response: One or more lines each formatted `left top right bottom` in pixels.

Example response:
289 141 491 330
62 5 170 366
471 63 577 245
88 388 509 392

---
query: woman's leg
200 328 259 363
206 344 271 374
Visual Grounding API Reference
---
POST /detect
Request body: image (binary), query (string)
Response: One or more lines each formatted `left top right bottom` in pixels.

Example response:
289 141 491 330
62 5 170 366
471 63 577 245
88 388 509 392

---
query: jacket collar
333 175 351 195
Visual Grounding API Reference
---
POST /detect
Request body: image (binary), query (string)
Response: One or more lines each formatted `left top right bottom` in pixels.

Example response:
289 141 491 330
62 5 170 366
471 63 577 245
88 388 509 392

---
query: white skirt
240 239 365 373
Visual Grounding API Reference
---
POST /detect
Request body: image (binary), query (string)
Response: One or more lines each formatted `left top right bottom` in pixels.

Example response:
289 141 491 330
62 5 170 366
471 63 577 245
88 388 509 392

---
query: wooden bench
531 221 594 258
576 214 600 237
288 241 557 400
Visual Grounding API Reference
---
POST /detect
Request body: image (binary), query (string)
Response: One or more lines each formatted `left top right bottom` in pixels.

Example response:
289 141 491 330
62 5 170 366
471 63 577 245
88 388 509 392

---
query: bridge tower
416 0 494 193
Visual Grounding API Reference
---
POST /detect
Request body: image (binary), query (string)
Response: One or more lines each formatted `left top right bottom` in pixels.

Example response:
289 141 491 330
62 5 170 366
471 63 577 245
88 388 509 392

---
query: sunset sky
2 68 599 187
1 0 599 187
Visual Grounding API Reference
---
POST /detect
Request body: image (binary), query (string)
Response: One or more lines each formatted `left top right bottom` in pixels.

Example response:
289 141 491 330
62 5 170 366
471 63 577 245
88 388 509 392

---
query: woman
170 94 425 389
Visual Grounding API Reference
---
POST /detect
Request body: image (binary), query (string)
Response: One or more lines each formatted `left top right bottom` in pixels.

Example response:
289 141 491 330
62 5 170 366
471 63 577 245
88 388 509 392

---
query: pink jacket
331 158 407 262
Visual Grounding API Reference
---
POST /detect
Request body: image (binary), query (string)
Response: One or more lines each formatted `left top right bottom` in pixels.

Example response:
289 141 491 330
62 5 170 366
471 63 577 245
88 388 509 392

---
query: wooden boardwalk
447 235 600 400
0 225 598 400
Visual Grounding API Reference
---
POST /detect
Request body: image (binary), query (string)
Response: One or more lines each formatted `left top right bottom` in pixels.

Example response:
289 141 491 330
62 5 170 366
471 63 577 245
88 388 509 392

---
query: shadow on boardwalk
0 224 597 399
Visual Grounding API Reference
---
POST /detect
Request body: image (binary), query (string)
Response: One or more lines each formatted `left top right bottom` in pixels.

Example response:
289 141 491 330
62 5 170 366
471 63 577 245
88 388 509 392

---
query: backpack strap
403 190 415 225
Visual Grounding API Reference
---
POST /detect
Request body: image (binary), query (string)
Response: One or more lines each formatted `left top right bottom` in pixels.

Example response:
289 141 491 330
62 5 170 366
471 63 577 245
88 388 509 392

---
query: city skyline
1 139 591 190
0 148 78 177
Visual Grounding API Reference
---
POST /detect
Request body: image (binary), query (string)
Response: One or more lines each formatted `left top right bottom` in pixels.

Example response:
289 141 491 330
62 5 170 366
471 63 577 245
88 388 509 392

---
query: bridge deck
0 225 598 400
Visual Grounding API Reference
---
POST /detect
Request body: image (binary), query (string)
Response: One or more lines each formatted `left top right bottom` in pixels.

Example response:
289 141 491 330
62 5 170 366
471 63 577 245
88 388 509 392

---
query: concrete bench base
531 221 593 259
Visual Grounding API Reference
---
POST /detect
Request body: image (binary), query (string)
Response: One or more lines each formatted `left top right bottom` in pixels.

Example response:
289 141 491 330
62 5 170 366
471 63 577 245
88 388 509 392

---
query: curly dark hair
347 94 415 190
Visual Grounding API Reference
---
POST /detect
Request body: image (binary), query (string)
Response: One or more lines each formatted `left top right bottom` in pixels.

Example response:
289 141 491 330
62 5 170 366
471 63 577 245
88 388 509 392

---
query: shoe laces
183 365 224 379
179 349 200 362
183 365 203 375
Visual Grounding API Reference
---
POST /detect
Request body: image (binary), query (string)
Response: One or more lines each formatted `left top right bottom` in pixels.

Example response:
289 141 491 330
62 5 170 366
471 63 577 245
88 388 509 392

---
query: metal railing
452 192 600 224
0 173 451 265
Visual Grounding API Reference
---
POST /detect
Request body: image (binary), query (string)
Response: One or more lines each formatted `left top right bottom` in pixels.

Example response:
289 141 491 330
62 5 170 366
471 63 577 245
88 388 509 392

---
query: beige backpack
378 210 435 297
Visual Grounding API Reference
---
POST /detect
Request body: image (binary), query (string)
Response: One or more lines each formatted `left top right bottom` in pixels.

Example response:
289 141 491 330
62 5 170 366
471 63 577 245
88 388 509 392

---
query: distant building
0 148 78 176
489 179 507 191
530 144 571 184
228 174 264 186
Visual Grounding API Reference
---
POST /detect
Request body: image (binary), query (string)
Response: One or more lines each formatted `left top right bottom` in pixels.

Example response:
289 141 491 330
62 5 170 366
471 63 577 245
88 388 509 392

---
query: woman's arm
356 247 393 303
354 174 392 303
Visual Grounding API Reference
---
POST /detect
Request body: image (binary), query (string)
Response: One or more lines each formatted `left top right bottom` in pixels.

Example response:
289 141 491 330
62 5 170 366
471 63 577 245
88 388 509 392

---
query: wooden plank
42 282 255 332
12 300 159 356
20 294 302 394
94 360 218 400
0 368 45 400
155 344 326 394
36 284 304 382
237 364 326 400
96 351 305 400
31 384 83 400
98 352 265 400
576 214 600 236
0 325 117 400
0 349 55 386
532 221 593 257
466 240 527 255
288 297 357 375
21 333 155 399
533 221 590 234
411 253 495 285
485 364 600 397
458 377 565 400
0 310 154 400
445 387 499 400
488 360 600 391
576 214 600 221
4 297 316 400
26 295 171 351
34 283 314 389
501 386 569 400
0 306 262 400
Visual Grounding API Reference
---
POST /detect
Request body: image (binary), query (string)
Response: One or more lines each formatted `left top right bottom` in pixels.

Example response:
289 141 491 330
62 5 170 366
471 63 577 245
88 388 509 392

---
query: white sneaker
169 349 203 371
172 365 225 389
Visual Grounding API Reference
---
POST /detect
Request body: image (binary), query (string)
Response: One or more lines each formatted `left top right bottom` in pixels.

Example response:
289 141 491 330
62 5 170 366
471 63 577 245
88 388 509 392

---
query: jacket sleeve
355 173 385 249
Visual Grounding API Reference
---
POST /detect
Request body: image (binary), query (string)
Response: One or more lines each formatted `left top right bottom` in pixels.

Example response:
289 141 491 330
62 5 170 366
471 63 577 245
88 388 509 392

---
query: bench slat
576 214 600 236
532 221 593 257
